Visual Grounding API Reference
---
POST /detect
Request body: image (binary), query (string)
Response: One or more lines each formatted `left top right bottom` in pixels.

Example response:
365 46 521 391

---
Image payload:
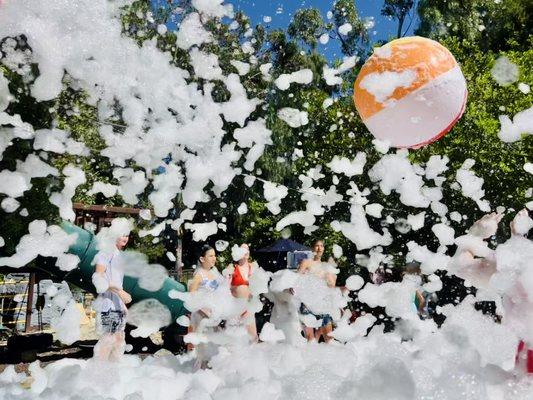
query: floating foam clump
354 36 467 148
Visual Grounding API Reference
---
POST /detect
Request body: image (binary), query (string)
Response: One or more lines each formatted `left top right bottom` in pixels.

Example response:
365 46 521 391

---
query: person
452 209 533 373
227 243 258 342
188 244 224 368
92 235 131 362
266 270 306 346
403 262 425 315
298 239 337 342
189 244 224 333
370 266 387 285
189 245 223 294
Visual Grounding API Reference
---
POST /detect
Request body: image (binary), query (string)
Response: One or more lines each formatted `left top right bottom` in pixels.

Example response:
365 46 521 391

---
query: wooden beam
24 273 35 333
72 203 142 215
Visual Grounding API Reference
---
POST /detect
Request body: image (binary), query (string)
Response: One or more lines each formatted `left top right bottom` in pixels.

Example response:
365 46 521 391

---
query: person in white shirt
298 239 337 342
92 235 132 361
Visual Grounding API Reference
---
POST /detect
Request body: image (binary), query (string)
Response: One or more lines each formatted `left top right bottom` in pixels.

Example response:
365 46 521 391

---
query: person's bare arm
416 290 425 312
107 286 132 304
95 263 106 275
94 263 131 304
118 289 132 304
189 273 202 293
326 272 337 288
468 212 502 238
510 208 531 236
222 264 235 284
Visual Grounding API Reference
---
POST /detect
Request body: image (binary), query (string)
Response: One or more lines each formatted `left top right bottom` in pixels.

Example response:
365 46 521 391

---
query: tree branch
402 0 419 37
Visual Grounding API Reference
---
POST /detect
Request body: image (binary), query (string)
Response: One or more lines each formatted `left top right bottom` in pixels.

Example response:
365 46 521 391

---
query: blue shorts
300 304 333 327
97 310 126 334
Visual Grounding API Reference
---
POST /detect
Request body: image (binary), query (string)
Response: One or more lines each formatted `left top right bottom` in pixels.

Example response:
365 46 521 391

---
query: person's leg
315 316 333 343
107 311 126 362
186 324 195 352
314 321 325 342
109 332 126 362
109 331 126 362
94 333 115 361
322 322 333 343
299 304 316 342
94 312 114 361
314 326 323 342
233 286 258 342
303 326 315 341
246 315 258 342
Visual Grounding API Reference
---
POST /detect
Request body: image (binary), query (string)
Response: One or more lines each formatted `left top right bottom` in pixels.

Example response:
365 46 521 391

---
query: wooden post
0 297 4 327
24 273 35 333
175 227 183 281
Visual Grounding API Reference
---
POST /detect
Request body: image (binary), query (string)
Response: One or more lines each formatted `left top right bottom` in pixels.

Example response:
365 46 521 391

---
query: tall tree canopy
381 0 416 38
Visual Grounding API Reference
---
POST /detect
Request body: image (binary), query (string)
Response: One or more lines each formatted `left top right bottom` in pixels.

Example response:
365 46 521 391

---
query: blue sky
153 1 419 60
230 0 418 59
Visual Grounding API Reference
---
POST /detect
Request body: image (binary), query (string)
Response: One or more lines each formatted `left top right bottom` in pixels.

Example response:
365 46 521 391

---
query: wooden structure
73 203 141 231
73 202 183 278
1 203 186 334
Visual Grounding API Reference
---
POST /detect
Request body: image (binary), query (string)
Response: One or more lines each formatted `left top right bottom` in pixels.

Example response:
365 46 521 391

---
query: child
92 235 132 361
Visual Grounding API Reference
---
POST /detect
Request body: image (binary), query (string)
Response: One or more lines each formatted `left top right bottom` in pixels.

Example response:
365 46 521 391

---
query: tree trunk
397 16 405 38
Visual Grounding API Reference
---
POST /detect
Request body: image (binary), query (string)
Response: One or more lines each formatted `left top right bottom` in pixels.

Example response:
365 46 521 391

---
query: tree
416 0 533 51
287 3 369 58
1 0 531 279
288 9 325 51
331 0 369 57
381 0 416 38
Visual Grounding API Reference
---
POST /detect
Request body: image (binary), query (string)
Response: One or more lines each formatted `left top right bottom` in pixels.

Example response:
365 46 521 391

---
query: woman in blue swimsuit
188 245 224 367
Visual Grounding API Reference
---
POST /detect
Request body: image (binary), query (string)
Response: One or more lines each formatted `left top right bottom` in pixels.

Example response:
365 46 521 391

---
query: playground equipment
58 221 187 322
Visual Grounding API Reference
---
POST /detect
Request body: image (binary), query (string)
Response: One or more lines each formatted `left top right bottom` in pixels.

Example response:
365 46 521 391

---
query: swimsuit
197 269 221 292
231 264 252 287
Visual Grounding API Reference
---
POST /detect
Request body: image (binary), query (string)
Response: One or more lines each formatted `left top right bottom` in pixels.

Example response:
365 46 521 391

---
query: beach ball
354 36 467 148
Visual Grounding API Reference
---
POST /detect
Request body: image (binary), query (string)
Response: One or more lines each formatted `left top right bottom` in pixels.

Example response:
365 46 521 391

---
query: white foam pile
277 107 309 128
491 56 519 86
0 220 79 269
360 69 417 103
0 0 262 226
1 0 533 398
338 23 353 36
274 69 313 91
327 152 366 177
498 106 533 143
323 56 357 86
127 299 172 338
3 265 533 400
454 159 491 212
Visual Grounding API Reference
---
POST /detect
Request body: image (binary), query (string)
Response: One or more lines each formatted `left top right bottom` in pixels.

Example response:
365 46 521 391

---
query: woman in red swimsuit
229 243 258 342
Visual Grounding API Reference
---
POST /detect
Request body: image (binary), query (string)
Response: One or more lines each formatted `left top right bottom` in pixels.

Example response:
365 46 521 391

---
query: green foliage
288 9 325 51
269 37 532 271
416 0 533 51
1 0 532 277
0 56 59 256
286 2 369 58
131 230 167 263
412 38 533 239
331 0 369 57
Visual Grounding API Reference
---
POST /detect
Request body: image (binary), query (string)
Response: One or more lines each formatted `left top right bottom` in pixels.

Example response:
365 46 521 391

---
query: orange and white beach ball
354 36 467 148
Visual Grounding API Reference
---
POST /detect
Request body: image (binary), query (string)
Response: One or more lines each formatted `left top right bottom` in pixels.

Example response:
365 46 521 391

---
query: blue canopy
256 239 311 253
